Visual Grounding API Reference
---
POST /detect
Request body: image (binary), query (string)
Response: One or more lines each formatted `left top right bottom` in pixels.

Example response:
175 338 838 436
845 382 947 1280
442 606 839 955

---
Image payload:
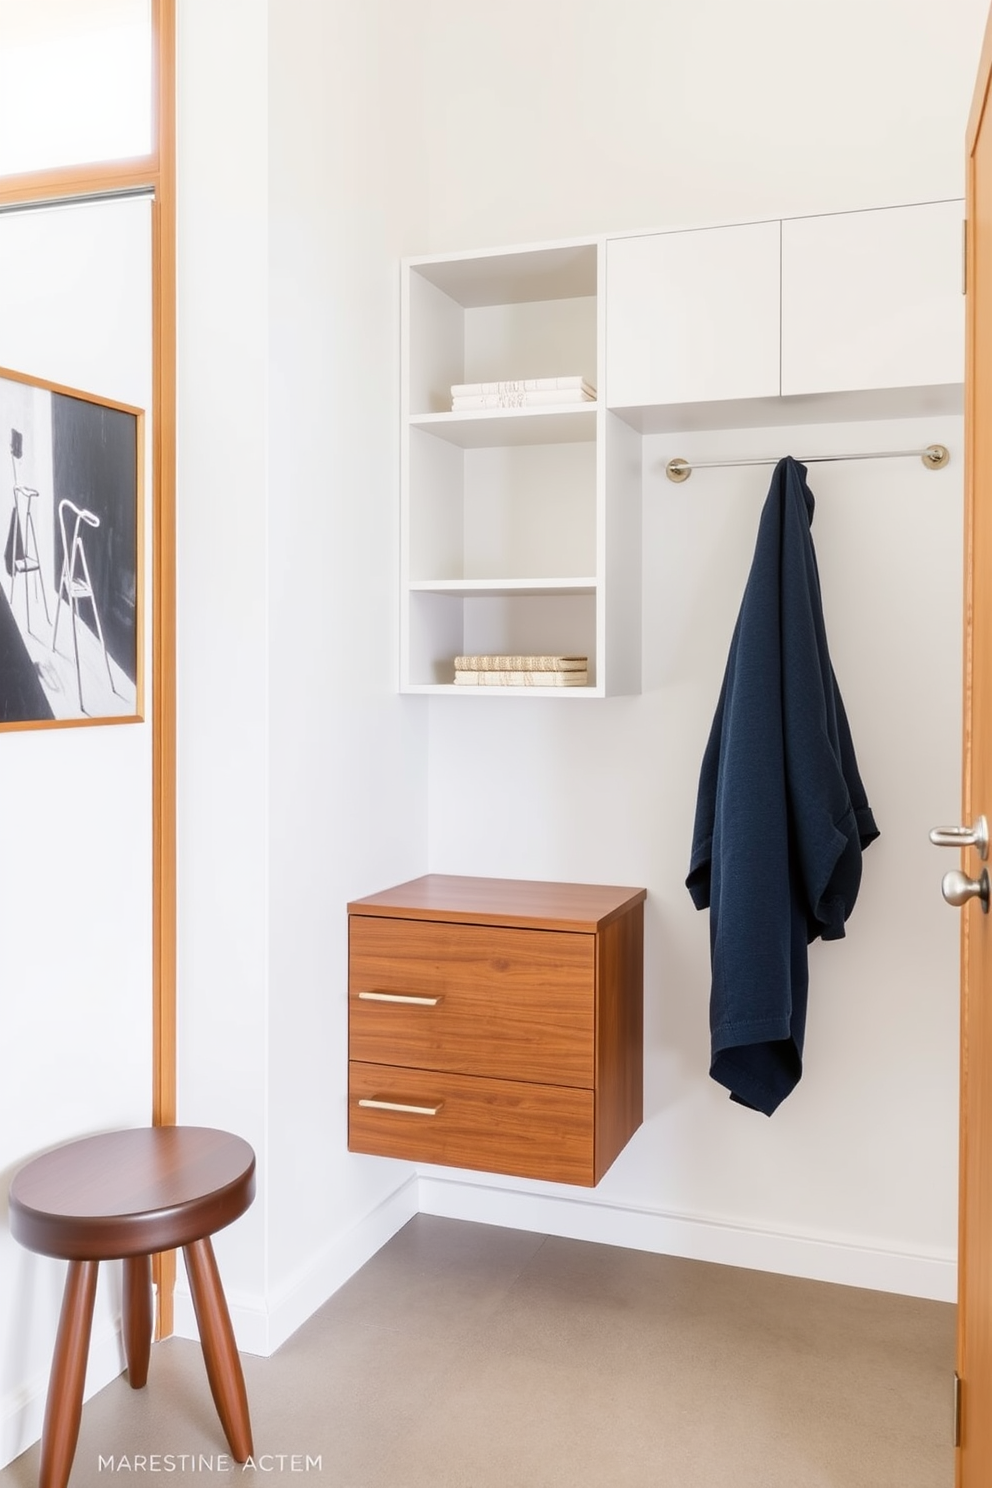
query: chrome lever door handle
929 816 989 859
941 868 990 912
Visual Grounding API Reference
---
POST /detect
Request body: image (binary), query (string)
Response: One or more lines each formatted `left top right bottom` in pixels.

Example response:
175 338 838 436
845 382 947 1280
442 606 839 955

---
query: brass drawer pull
358 1097 444 1116
358 991 442 1006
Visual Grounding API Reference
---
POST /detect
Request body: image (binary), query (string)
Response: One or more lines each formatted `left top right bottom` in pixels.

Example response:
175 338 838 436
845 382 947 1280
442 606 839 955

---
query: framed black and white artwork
0 365 143 728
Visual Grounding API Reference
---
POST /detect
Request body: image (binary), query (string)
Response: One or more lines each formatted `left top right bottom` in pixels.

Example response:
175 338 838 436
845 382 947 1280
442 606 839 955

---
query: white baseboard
0 1319 125 1472
417 1175 957 1303
173 1174 420 1356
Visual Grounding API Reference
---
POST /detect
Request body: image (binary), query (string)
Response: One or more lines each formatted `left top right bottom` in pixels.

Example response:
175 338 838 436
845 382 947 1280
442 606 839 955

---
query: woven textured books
454 654 587 672
453 655 589 687
450 376 596 411
451 376 595 396
454 670 589 687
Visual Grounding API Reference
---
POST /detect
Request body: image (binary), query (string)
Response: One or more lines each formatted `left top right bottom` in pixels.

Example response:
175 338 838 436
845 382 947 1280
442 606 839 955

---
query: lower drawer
348 1061 595 1186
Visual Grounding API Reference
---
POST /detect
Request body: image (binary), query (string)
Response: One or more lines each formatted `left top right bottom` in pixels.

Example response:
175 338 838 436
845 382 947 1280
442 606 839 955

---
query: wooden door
957 18 992 1483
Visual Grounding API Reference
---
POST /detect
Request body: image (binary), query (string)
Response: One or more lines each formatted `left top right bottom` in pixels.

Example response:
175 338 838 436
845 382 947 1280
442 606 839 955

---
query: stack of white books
453 655 589 687
450 376 596 411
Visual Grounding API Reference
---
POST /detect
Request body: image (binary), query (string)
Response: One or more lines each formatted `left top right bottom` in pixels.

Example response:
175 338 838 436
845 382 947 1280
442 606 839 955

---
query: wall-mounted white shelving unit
400 198 964 698
400 240 642 696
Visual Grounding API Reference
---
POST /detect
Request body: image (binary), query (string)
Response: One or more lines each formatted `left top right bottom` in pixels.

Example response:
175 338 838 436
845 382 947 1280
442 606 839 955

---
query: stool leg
182 1237 253 1462
123 1256 152 1389
39 1259 98 1488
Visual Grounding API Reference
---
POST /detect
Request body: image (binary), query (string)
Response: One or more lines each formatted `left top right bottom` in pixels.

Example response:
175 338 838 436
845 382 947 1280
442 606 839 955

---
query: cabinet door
605 221 781 407
781 200 964 395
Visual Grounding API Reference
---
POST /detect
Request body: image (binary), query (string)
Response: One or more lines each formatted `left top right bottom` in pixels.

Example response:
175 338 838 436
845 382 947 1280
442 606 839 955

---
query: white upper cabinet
781 200 964 396
605 221 781 409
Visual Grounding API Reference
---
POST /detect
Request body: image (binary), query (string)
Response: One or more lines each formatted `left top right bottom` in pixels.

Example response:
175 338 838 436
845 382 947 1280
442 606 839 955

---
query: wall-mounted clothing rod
665 443 950 482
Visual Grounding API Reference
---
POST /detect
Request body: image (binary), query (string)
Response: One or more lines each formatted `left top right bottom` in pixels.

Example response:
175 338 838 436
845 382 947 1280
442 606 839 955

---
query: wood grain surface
349 1060 597 1186
347 876 645 1187
9 1127 255 1260
349 874 646 932
959 37 992 1483
594 900 644 1181
350 916 595 1086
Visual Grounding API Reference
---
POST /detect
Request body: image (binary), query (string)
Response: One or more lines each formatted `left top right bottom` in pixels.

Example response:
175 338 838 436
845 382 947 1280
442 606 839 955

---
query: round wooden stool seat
9 1127 256 1488
10 1127 255 1259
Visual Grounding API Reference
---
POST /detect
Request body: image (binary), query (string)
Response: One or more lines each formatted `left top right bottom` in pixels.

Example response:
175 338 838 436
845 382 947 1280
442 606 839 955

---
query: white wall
174 0 272 1340
421 0 988 248
176 0 989 1357
0 197 154 1464
174 0 430 1355
424 413 963 1296
413 0 990 1299
264 0 429 1335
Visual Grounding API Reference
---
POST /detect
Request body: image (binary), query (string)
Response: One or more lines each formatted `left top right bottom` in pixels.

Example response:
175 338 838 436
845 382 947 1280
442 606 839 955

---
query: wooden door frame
0 0 178 1336
960 8 992 1482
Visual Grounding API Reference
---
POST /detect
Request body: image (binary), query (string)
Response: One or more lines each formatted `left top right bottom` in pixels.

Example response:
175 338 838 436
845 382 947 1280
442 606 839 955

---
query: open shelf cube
400 238 641 696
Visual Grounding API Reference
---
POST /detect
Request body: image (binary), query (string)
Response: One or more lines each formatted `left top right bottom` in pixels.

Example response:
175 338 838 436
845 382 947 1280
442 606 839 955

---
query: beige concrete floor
0 1215 956 1487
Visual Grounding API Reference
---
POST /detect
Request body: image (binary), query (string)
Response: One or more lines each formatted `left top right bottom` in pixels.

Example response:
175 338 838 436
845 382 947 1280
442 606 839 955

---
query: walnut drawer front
349 915 595 1087
348 1060 596 1186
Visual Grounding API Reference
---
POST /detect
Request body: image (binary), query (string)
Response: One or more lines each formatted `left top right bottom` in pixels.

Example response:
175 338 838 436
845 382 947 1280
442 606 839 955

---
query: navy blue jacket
686 458 878 1115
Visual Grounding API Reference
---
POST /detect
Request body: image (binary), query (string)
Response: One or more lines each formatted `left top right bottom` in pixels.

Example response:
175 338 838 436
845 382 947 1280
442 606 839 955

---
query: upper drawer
349 915 595 1087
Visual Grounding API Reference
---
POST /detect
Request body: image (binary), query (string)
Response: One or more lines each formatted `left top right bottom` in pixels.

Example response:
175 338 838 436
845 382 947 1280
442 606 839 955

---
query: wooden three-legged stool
9 1127 256 1488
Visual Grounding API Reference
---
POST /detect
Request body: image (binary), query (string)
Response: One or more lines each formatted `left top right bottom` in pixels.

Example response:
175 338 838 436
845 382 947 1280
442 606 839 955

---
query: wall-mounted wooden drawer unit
348 874 646 1186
